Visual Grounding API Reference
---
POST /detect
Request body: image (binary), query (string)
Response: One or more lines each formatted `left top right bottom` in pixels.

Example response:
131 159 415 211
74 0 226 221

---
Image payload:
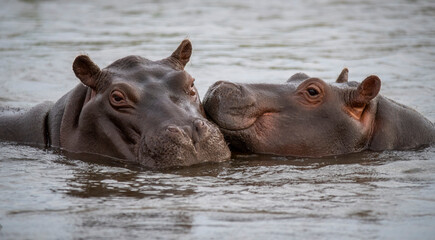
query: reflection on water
1 0 435 239
2 143 434 239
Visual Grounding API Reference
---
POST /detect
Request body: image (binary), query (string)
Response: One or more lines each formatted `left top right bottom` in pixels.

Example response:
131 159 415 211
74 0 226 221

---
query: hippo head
203 68 381 157
63 40 230 168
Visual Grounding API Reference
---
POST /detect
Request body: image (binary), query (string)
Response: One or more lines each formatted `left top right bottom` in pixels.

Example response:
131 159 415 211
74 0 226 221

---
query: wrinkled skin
204 68 435 157
0 40 230 169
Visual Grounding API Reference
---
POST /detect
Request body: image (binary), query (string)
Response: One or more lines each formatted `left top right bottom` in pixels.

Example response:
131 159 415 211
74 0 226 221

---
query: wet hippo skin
0 40 231 169
203 68 435 157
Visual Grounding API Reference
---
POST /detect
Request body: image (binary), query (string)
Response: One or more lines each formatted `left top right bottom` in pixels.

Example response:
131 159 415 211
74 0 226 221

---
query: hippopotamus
203 68 435 157
0 40 230 168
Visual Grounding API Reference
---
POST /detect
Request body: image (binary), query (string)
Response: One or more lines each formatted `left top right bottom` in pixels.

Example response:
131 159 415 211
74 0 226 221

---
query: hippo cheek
138 120 230 169
218 112 283 152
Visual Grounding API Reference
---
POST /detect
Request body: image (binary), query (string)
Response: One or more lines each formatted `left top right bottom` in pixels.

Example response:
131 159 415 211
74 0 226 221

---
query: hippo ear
72 55 101 90
354 75 381 103
170 39 192 68
287 72 310 83
336 68 349 83
345 75 381 120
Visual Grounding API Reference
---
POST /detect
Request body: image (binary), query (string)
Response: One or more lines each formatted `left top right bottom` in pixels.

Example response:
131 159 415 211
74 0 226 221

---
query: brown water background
0 0 434 239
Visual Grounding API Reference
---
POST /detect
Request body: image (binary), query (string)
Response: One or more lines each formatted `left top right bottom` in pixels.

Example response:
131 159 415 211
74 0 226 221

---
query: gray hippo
0 40 230 169
203 68 435 157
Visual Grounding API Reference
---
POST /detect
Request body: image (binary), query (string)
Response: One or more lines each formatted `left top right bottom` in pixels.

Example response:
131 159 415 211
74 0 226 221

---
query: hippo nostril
193 119 211 142
194 119 205 129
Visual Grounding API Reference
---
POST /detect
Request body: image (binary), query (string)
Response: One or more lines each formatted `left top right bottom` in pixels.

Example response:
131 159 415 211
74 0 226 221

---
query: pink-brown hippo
203 68 435 157
0 40 230 169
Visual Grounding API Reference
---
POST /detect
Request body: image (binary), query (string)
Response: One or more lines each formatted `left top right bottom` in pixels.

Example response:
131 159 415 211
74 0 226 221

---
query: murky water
1 0 434 239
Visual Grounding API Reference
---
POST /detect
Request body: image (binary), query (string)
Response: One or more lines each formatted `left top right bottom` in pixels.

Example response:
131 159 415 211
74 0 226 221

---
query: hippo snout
210 80 239 89
192 119 212 143
139 119 230 169
164 119 211 144
208 81 244 98
205 81 256 110
204 81 258 131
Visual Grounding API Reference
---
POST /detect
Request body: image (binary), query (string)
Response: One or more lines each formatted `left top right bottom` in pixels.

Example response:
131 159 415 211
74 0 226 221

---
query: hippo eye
297 82 324 106
113 95 123 102
188 79 196 97
110 90 127 107
307 88 319 96
189 89 196 96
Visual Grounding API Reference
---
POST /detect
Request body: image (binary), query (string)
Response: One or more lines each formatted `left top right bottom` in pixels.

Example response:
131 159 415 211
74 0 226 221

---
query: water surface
1 0 434 239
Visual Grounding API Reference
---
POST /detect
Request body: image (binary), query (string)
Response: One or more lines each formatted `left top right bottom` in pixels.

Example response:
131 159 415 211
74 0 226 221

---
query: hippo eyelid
110 90 130 108
108 83 141 110
294 79 326 106
110 83 140 104
306 85 322 97
184 76 197 99
184 75 195 88
296 78 323 89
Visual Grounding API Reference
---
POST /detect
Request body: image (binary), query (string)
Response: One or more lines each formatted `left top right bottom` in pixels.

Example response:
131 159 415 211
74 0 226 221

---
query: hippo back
0 102 53 147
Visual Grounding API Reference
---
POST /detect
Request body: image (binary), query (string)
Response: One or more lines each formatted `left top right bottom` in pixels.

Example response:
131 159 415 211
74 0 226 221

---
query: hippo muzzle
204 80 282 131
139 118 230 169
